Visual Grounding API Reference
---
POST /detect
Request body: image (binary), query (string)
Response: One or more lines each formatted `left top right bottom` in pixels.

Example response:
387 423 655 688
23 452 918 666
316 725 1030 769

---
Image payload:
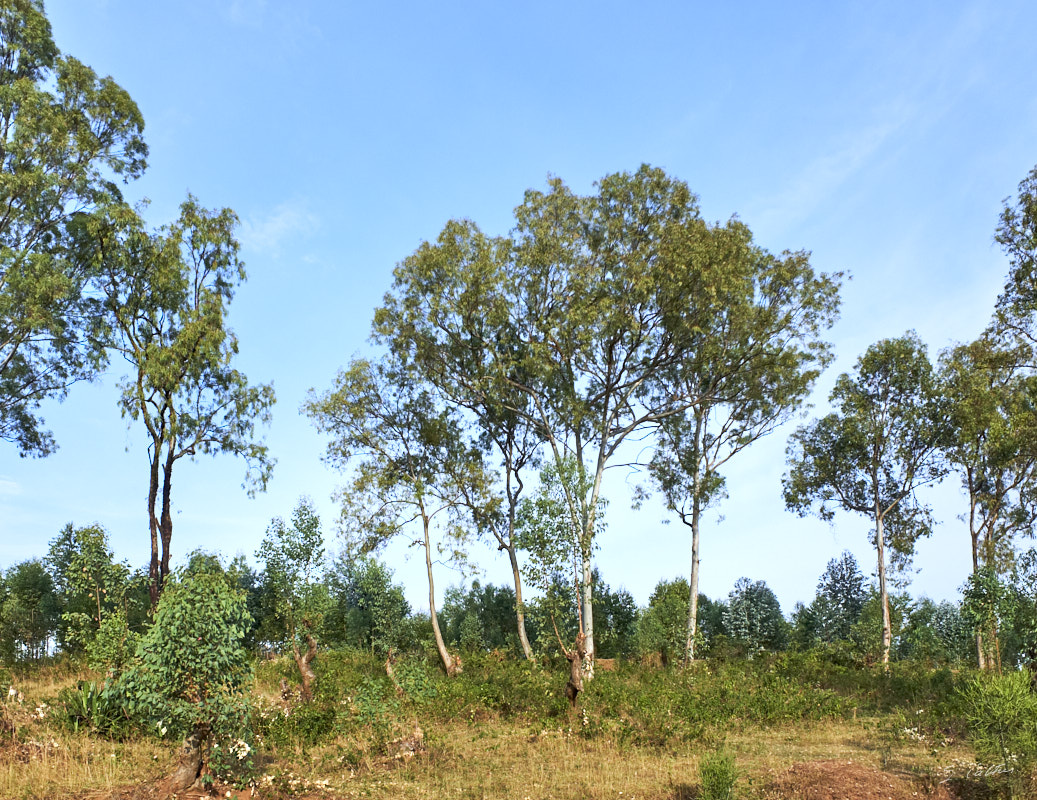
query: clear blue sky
3 0 1037 615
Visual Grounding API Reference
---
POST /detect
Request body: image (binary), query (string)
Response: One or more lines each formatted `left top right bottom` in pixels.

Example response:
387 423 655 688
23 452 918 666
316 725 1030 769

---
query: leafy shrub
699 749 739 800
58 680 128 737
960 671 1037 774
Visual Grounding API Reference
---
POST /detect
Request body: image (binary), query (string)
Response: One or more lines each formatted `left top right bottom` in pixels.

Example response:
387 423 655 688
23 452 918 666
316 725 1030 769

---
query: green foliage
326 555 411 655
940 338 1037 581
591 571 638 659
723 577 788 657
46 523 144 662
440 580 520 655
960 671 1037 788
0 559 58 662
785 333 948 663
0 0 147 456
117 565 252 742
256 497 330 652
699 749 739 800
898 598 973 667
57 680 127 737
96 198 276 601
376 165 840 663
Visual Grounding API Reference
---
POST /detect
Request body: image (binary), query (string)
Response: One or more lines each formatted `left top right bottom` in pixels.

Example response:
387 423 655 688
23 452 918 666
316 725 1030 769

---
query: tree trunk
506 541 534 660
424 517 460 677
685 493 701 665
157 722 210 795
875 510 892 666
293 625 318 702
565 632 587 707
580 546 594 679
685 411 705 665
159 448 175 591
147 437 162 609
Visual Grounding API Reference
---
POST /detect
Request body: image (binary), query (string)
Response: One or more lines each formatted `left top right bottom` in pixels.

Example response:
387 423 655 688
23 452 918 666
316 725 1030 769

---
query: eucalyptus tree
994 163 1037 353
378 165 839 670
375 219 543 658
784 333 948 665
91 199 275 606
645 250 838 663
940 337 1037 667
305 354 496 677
0 0 147 455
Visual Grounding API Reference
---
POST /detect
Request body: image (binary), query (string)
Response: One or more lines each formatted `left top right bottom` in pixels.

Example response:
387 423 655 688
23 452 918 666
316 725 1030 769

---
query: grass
0 653 1019 800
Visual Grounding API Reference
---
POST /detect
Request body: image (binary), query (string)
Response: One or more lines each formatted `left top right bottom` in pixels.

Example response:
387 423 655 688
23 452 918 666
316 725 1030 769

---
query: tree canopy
0 0 146 455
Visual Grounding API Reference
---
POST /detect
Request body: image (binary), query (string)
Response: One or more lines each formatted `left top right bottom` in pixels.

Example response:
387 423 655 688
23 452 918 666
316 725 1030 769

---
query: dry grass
0 664 992 800
255 715 978 800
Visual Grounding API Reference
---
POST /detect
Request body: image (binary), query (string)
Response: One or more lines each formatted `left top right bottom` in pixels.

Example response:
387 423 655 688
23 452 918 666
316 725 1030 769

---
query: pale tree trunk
423 516 461 677
685 495 701 665
504 478 534 660
970 521 990 670
875 508 892 666
684 411 705 665
506 542 534 660
580 545 594 679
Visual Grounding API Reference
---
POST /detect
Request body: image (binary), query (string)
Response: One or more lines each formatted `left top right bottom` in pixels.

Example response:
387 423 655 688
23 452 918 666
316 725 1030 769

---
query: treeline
5 0 1037 696
4 519 1036 676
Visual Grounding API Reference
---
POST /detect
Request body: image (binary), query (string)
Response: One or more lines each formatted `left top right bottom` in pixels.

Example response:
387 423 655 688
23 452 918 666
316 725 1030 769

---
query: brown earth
760 759 958 800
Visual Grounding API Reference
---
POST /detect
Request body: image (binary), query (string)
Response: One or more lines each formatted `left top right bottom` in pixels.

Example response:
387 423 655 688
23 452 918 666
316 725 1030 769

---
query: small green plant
959 671 1037 796
699 748 739 800
58 680 127 736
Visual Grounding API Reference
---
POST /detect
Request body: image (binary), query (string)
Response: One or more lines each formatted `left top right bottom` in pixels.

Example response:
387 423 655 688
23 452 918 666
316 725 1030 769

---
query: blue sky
3 0 1037 615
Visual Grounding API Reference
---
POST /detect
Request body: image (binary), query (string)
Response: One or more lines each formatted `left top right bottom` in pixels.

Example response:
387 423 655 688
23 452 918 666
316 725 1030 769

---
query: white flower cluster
228 738 252 761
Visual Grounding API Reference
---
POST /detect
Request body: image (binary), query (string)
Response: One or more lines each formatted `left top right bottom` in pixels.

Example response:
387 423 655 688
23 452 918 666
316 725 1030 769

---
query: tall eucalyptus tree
378 165 840 670
784 333 948 665
305 354 496 676
92 199 275 606
0 0 146 455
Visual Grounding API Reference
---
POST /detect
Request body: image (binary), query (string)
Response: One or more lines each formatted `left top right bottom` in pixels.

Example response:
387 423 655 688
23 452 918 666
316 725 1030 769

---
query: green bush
960 671 1037 773
58 680 129 737
699 749 739 800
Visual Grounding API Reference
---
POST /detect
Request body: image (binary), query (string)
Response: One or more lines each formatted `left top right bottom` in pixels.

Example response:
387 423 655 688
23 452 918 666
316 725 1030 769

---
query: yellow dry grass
0 665 983 800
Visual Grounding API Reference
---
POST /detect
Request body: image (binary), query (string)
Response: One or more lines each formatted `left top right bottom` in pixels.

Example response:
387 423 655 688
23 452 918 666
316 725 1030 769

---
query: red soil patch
763 759 956 800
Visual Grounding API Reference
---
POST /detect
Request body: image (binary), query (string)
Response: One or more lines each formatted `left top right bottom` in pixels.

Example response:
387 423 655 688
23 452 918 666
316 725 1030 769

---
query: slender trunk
293 626 318 702
159 448 175 590
505 482 534 660
685 410 704 665
580 542 594 679
147 439 162 609
507 543 534 660
424 516 460 677
685 494 701 665
969 485 988 670
875 510 892 666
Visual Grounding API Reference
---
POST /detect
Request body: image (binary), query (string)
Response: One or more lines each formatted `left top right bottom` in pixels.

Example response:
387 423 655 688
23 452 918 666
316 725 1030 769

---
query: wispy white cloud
748 118 905 237
0 477 21 496
237 201 319 255
225 0 267 28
